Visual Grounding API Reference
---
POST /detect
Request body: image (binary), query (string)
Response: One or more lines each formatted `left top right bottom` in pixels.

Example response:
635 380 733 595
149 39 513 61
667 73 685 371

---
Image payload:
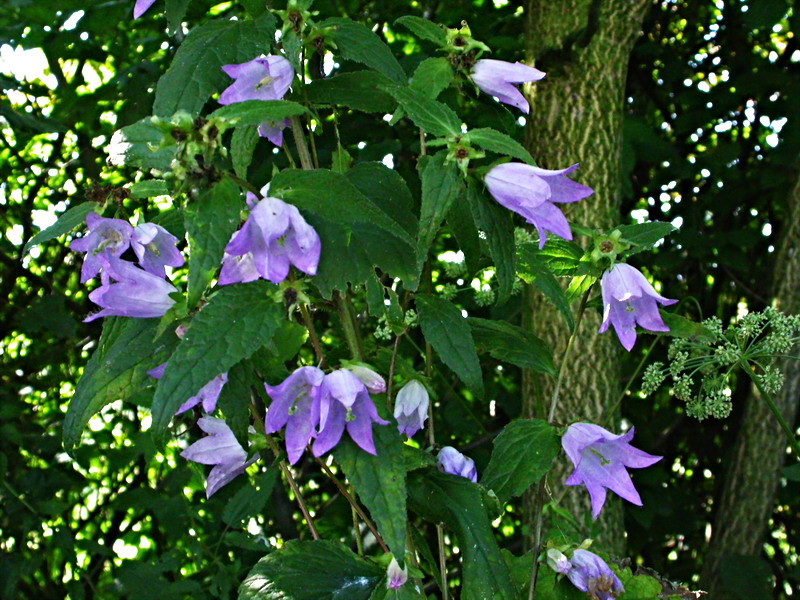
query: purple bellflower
386 557 408 590
393 380 429 438
566 550 624 600
470 59 545 114
181 417 256 498
485 162 594 249
133 0 157 18
148 366 228 415
562 423 662 519
218 192 321 286
219 56 294 105
131 223 184 278
258 118 291 147
346 364 386 394
437 446 478 483
546 549 572 575
84 256 176 322
598 263 677 351
70 212 134 282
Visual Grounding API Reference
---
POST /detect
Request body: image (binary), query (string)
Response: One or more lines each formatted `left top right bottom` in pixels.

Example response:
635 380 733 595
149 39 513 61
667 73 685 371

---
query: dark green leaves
23 201 99 255
468 128 534 164
417 152 463 273
153 14 276 116
150 282 285 444
108 118 176 170
319 18 406 85
618 221 678 256
416 295 483 397
209 100 307 126
481 419 560 504
238 540 383 600
385 85 462 137
394 16 446 46
410 58 453 99
469 318 555 376
306 71 396 113
516 242 575 330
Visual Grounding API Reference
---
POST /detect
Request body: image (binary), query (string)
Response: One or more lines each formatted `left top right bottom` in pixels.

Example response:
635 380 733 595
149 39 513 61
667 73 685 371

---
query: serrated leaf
481 419 560 504
185 175 244 307
209 100 307 126
518 238 585 277
150 282 285 444
659 311 716 342
222 469 278 527
469 318 555 376
385 85 461 137
23 201 100 255
107 118 176 170
468 128 534 164
407 469 516 600
409 57 453 99
153 14 277 116
335 425 407 561
466 184 515 304
165 0 190 33
64 318 177 450
416 295 483 397
232 126 259 180
216 360 258 447
129 180 169 199
319 18 406 84
394 16 446 46
306 71 396 113
238 540 383 600
446 193 482 275
516 242 575 330
417 152 463 274
618 221 678 256
347 162 417 237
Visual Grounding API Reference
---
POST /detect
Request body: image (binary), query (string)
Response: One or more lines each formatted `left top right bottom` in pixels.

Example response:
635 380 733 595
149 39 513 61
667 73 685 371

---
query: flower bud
346 364 386 394
394 380 429 438
437 446 478 483
546 548 572 575
386 557 408 590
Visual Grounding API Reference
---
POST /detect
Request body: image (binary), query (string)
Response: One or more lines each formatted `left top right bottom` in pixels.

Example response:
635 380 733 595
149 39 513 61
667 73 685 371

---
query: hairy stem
290 115 314 171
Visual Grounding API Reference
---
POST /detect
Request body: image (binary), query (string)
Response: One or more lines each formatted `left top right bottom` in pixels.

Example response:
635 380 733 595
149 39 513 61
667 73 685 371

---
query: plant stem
352 505 364 556
602 336 660 427
290 115 314 171
743 361 800 460
387 333 403 409
299 302 326 368
335 290 364 361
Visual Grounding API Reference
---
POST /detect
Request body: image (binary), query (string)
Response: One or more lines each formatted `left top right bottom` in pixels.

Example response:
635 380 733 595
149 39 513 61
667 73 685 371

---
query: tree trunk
522 0 652 555
700 172 800 597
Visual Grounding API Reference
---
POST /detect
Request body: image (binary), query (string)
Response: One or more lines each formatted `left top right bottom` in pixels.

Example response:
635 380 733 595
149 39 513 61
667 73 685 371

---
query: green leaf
129 180 169 199
468 318 555 376
385 85 462 137
480 419 560 504
231 126 260 180
153 13 277 116
534 567 586 600
407 469 516 600
209 100 308 126
416 295 483 397
394 16 447 46
618 221 678 256
614 565 664 600
659 311 716 342
417 152 463 274
409 57 453 99
518 238 585 277
107 118 176 170
335 425 407 561
185 175 244 307
165 0 190 33
347 162 417 238
23 201 99 255
468 128 534 164
467 183 515 304
150 282 285 444
64 318 177 450
516 242 574 330
446 193 482 275
216 360 258 447
238 540 383 600
222 469 278 528
318 18 406 85
305 71 396 113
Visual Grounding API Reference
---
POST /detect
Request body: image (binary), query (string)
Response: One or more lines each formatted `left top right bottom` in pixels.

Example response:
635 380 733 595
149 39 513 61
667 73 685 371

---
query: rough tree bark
522 0 653 554
700 172 800 597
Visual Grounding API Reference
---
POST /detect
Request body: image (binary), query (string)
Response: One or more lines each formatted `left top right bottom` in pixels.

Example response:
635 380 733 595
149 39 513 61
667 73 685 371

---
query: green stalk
742 360 800 460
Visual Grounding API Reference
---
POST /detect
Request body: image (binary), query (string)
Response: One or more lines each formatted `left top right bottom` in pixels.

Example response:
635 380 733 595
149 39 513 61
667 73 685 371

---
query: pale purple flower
181 417 256 498
394 380 429 438
70 212 134 282
218 191 321 286
131 223 184 278
386 557 408 590
484 162 594 248
471 59 545 114
133 0 156 18
546 548 572 575
346 364 386 394
437 446 478 483
84 256 176 322
563 423 662 519
219 56 294 105
258 118 291 147
566 550 624 600
598 263 677 351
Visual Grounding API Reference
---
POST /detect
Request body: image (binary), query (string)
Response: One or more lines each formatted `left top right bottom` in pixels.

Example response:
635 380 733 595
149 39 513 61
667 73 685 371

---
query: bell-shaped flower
219 56 294 105
386 557 408 590
546 548 572 575
258 118 291 147
84 256 176 322
345 364 386 394
264 366 326 465
484 162 593 248
394 380 429 438
218 192 321 286
437 446 478 483
147 364 227 415
598 263 677 351
70 212 134 282
566 550 624 600
181 417 256 498
470 59 545 114
131 223 184 278
133 0 156 18
563 423 662 519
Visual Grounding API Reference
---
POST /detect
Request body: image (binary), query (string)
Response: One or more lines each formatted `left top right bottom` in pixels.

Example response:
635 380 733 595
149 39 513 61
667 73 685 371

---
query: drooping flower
131 222 184 278
181 417 256 498
345 364 386 394
219 56 294 105
386 557 408 590
470 59 545 114
218 192 321 286
437 446 478 483
484 162 594 248
133 0 157 19
70 212 134 282
562 423 662 519
598 263 678 351
566 550 624 600
84 256 176 322
546 548 572 575
394 380 429 438
147 363 226 414
258 118 291 147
